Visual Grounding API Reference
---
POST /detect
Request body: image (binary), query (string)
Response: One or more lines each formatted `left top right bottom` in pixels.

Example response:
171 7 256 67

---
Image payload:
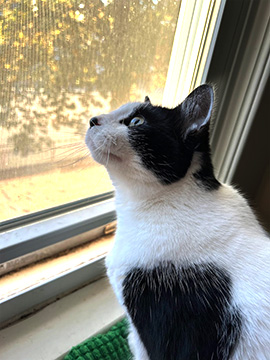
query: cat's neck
111 156 264 240
114 174 200 210
110 152 203 205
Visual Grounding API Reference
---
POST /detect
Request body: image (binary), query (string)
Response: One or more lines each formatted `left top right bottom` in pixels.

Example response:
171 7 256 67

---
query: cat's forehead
108 102 141 120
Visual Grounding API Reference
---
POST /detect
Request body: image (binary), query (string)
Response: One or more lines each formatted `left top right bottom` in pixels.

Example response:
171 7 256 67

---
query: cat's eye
129 116 145 127
119 116 145 127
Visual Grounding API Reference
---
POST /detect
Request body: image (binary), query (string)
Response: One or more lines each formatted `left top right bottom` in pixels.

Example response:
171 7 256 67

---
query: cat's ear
178 84 213 139
144 95 151 103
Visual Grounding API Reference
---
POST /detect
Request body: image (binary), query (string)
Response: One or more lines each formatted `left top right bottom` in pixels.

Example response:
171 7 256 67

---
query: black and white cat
85 85 270 360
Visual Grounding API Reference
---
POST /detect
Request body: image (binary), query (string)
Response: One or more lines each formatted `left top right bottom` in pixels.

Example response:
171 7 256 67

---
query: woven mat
64 318 132 360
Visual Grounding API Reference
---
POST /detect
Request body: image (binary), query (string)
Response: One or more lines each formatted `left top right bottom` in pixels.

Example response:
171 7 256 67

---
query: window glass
0 0 180 221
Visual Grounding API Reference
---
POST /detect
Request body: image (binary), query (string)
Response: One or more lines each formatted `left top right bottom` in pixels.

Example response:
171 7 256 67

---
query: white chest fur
106 180 270 359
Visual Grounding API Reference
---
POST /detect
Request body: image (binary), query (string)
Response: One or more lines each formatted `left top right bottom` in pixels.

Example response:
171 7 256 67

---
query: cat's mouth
95 150 123 165
85 128 124 165
86 136 122 164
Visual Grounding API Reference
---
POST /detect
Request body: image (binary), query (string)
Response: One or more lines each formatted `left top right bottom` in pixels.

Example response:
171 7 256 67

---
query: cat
85 84 270 360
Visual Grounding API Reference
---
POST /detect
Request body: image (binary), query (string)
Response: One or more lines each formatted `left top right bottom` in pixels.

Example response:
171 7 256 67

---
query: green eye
129 116 144 127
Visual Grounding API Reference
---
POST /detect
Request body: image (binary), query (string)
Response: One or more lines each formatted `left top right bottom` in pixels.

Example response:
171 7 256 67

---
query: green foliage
0 0 179 155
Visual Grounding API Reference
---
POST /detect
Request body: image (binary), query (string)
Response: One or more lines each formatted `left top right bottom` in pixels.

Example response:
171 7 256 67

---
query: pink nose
89 117 100 128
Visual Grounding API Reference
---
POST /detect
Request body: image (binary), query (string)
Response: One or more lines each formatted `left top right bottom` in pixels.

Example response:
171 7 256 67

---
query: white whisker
105 137 112 167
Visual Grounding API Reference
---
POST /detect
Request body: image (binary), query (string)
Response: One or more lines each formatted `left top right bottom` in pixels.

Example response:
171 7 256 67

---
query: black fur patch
193 145 221 191
128 104 194 184
123 263 241 360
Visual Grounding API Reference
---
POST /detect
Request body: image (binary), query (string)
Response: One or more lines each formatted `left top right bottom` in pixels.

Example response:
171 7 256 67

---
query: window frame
0 191 114 233
0 255 107 328
205 0 270 183
0 192 115 265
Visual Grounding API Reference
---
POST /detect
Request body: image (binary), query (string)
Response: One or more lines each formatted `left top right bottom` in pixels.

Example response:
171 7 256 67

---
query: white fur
86 102 270 360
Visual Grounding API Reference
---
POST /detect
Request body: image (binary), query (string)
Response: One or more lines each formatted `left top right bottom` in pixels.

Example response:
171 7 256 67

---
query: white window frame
1 192 115 268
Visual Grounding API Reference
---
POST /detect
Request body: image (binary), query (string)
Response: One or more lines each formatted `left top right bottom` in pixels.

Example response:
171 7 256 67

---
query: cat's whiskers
112 137 117 146
54 145 87 164
105 137 113 167
94 136 110 153
44 139 95 169
59 153 91 168
44 141 84 153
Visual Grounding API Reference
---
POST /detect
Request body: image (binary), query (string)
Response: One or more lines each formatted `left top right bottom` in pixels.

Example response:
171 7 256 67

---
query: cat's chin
106 152 122 164
92 151 122 166
85 135 122 165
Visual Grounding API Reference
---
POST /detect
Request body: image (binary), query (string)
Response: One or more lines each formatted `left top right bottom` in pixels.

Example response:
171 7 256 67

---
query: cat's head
85 84 219 191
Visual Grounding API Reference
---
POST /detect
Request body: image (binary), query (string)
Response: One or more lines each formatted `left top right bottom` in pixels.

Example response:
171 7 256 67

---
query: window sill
0 234 115 328
0 276 124 360
0 235 114 302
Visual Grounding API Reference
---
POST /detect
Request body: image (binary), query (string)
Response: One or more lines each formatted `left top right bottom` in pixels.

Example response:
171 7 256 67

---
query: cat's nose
89 117 100 128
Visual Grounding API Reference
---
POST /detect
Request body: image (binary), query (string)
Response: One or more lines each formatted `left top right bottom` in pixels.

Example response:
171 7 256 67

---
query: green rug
64 318 132 360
